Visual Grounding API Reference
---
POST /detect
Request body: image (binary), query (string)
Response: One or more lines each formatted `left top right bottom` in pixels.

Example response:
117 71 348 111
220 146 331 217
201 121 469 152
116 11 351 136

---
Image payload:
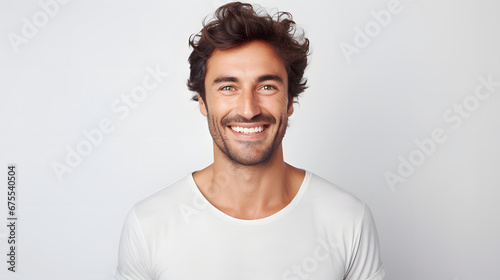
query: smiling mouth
230 125 268 134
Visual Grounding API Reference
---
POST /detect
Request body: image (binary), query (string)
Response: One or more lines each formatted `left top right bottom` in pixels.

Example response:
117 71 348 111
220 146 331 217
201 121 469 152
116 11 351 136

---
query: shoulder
304 171 367 223
131 174 196 223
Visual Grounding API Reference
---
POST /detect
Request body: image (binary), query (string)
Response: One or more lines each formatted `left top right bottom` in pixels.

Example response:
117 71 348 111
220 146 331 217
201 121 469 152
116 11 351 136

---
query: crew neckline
188 171 311 225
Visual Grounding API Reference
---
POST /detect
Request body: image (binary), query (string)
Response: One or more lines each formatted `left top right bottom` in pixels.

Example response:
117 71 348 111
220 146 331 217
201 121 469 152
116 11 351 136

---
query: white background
1 0 499 279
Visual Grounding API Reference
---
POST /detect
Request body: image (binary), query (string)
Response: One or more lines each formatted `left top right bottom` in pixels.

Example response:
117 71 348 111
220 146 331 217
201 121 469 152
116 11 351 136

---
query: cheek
277 98 291 116
207 110 226 133
262 93 288 110
207 114 223 139
287 100 294 117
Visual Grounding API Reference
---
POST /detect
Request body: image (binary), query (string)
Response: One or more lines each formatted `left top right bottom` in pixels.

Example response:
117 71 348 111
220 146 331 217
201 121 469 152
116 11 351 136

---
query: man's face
199 40 293 166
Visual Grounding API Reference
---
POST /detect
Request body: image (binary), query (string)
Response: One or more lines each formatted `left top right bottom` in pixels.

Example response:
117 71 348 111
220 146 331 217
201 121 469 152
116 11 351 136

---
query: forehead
206 40 287 80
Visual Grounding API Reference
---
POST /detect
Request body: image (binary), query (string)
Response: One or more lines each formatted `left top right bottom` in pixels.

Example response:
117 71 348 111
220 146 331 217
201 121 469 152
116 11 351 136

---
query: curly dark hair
187 2 309 104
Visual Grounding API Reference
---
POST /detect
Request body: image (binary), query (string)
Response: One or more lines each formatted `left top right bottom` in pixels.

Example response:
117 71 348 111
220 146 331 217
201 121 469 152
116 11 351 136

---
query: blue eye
220 86 235 91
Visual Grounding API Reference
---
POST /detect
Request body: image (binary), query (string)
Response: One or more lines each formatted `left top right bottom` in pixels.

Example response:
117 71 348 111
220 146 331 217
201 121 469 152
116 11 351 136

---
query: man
115 2 384 279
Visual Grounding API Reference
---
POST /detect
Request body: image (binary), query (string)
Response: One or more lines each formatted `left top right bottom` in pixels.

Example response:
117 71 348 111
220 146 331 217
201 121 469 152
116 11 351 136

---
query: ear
287 98 294 117
198 93 208 117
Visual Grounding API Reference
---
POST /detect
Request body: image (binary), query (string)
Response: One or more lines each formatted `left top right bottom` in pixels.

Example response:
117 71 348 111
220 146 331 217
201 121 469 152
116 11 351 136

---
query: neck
193 143 304 220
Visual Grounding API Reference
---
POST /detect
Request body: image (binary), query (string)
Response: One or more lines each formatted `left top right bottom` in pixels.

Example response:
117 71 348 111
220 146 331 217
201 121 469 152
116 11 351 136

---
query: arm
115 209 153 280
344 204 385 280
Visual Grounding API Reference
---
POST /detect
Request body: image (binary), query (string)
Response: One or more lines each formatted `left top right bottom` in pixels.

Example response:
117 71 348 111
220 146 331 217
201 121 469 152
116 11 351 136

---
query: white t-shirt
115 171 385 280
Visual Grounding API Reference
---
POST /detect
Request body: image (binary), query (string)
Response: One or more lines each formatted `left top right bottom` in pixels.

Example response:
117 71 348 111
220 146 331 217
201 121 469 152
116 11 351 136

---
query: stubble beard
207 113 288 167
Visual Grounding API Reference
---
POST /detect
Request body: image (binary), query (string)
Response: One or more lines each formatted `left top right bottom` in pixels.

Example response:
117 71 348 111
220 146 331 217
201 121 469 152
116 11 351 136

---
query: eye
259 84 278 95
220 85 235 91
262 85 275 90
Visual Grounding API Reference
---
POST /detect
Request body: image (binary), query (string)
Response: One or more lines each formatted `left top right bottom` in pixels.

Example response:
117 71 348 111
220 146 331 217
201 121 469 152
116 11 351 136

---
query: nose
236 88 261 120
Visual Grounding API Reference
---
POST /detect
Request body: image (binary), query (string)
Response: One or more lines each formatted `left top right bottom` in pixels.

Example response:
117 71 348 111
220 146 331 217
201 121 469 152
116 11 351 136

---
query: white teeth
230 126 264 134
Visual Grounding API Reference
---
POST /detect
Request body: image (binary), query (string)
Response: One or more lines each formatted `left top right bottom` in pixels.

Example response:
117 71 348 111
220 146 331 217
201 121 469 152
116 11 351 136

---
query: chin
226 149 275 166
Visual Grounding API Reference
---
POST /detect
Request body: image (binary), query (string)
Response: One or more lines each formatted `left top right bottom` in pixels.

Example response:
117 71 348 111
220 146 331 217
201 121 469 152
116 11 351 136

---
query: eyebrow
212 74 284 86
257 74 283 84
213 76 238 85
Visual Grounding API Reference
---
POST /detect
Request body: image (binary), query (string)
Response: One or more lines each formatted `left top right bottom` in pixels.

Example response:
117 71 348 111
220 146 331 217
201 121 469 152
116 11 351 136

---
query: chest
147 217 349 280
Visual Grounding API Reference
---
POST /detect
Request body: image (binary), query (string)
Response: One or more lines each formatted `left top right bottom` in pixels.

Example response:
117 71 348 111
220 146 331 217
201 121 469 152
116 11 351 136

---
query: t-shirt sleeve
344 204 385 280
115 208 153 280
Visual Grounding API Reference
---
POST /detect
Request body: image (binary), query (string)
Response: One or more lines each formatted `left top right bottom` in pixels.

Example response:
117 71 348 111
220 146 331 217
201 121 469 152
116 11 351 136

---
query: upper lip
227 122 269 128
